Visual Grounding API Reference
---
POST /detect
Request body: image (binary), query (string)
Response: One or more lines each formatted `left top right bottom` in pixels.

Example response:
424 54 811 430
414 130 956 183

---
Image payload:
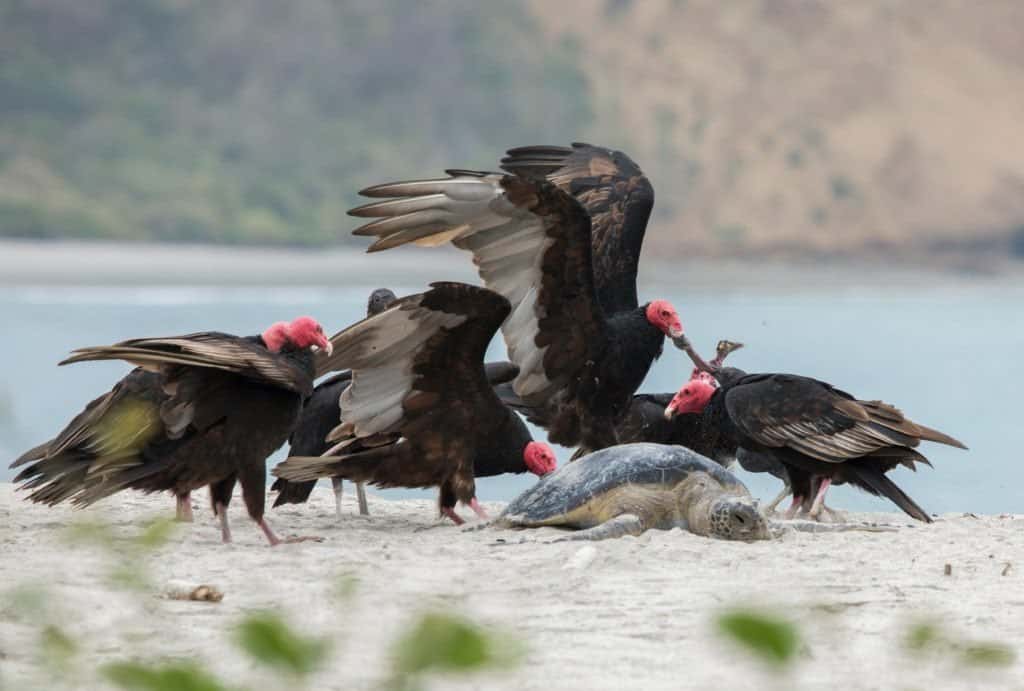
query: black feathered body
12 335 315 524
703 370 964 522
545 306 664 450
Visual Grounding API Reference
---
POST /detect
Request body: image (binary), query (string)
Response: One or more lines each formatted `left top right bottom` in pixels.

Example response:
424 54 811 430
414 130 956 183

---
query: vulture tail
847 464 932 523
270 477 317 507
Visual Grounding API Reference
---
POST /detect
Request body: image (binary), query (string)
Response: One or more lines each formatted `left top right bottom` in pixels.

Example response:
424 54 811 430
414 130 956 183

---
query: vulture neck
608 306 666 372
472 409 534 477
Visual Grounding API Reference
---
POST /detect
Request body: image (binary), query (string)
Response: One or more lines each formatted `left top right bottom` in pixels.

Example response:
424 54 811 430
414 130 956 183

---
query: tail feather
916 423 968 450
270 477 317 507
846 464 932 523
272 456 343 483
11 439 52 468
493 381 552 424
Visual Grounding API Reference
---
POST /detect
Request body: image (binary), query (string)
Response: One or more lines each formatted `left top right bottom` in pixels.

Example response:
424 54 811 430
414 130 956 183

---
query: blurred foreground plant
387 611 525 691
63 516 179 591
716 609 800 668
905 621 1016 669
234 611 330 678
104 661 232 691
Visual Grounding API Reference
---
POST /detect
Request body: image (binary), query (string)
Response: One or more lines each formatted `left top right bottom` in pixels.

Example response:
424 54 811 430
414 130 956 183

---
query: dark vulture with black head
11 317 331 545
665 363 967 522
272 283 557 525
346 143 689 452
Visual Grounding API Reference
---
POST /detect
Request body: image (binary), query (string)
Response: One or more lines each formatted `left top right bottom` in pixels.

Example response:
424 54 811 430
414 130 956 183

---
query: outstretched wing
500 143 654 313
348 172 607 408
61 332 312 395
725 374 966 464
275 283 511 487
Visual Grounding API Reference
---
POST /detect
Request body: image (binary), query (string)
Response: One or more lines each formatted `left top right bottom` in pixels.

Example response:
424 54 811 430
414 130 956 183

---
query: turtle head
524 441 557 477
708 497 769 541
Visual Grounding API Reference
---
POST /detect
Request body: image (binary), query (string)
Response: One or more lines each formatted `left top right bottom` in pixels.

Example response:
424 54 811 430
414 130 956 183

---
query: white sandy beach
1 483 1022 690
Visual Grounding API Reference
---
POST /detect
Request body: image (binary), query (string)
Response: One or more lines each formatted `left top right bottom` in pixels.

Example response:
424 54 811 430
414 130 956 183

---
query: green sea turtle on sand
497 443 771 542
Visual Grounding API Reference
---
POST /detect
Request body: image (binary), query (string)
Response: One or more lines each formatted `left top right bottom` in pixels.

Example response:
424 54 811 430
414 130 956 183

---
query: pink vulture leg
215 502 232 543
441 507 465 525
808 478 833 521
257 517 323 546
784 494 805 520
468 498 489 520
175 493 194 522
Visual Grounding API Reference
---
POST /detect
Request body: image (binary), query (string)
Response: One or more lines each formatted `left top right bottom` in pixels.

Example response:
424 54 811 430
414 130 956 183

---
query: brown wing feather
62 332 312 395
347 171 608 411
273 283 510 503
501 142 654 313
727 374 966 463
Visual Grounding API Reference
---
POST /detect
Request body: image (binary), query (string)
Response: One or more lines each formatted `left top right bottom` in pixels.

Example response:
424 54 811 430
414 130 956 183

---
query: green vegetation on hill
0 0 592 245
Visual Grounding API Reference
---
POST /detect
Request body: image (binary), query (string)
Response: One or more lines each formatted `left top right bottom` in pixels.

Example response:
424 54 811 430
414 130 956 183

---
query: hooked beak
663 402 678 420
667 324 684 339
318 339 334 356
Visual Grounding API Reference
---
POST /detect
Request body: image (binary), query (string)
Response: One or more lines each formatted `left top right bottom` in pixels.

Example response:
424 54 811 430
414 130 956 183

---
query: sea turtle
497 443 771 542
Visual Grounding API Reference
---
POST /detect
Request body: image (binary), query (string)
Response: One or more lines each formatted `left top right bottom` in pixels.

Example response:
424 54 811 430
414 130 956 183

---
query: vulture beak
319 340 334 357
663 404 677 421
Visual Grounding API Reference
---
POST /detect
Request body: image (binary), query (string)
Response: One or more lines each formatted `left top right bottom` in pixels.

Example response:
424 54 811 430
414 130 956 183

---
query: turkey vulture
272 283 557 525
10 317 331 545
594 339 744 459
664 365 967 522
272 288 399 517
347 143 689 451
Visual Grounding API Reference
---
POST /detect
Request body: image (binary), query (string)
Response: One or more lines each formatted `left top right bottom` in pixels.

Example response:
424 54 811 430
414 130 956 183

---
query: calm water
1 274 1021 515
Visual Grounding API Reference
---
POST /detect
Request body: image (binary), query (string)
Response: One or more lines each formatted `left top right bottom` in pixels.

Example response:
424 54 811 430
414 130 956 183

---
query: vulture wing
724 374 966 464
500 142 654 313
348 172 607 409
274 283 511 488
61 332 313 396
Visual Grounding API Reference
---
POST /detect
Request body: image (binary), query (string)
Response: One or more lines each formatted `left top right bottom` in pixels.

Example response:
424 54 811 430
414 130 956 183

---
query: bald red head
262 317 331 354
645 300 684 339
261 321 290 353
523 441 557 476
287 316 331 354
664 378 716 419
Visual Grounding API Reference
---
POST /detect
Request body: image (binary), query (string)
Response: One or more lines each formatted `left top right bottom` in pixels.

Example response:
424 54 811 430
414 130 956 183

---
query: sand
1 483 1022 690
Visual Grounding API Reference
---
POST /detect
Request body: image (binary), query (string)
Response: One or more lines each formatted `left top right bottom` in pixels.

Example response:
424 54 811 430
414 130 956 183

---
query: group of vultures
11 143 966 545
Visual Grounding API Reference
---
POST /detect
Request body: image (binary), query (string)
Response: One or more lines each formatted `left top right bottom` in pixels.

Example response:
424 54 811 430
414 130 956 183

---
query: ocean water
1 273 1021 516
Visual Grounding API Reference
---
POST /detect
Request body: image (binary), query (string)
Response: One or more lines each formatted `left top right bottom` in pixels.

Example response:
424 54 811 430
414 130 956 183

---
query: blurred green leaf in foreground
389 612 524 690
716 609 800 668
103 661 231 691
905 621 1016 669
234 611 329 677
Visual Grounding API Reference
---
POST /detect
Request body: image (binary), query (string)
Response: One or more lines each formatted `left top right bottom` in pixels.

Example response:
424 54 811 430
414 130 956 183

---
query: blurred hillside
2 0 1023 258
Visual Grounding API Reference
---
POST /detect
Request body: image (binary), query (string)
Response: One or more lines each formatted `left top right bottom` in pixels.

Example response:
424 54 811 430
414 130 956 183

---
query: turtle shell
501 442 749 524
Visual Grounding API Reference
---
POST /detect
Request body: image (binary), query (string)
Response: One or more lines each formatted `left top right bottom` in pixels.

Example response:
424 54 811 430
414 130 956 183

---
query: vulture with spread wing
348 143 690 452
10 318 331 545
272 288 399 517
272 283 557 525
665 366 967 522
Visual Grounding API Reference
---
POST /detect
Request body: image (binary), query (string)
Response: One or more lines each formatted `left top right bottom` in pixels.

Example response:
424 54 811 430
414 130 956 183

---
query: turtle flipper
550 514 646 542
